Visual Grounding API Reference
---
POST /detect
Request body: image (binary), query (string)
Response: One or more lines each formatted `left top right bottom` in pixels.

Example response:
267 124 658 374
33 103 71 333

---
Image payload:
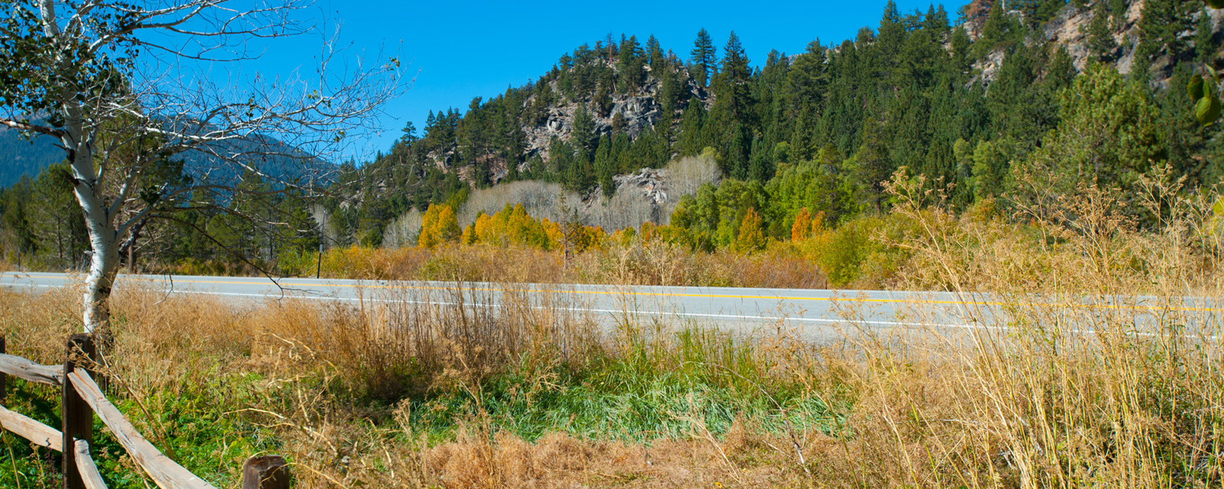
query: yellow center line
116 277 1224 314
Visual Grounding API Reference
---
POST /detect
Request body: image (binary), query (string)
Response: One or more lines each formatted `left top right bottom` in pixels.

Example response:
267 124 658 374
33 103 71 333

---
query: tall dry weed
804 172 1224 487
585 241 827 288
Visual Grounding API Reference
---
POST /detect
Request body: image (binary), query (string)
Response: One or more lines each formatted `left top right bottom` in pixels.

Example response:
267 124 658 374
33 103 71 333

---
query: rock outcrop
970 1 1222 87
520 67 699 165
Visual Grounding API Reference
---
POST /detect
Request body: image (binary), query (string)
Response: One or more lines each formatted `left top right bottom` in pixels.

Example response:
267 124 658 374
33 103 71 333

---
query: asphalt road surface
2 272 1219 341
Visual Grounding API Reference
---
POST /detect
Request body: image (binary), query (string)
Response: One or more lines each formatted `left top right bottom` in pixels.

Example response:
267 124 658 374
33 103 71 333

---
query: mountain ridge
0 126 335 190
324 0 1223 247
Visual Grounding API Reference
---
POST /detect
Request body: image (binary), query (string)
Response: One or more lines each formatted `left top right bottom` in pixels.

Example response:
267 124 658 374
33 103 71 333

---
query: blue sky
240 0 964 161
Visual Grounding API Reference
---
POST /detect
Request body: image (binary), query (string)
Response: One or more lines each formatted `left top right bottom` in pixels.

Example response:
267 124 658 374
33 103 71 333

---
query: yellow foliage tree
418 204 461 249
732 208 766 253
640 221 657 242
569 225 607 252
792 208 813 242
467 204 553 249
541 219 563 248
461 222 477 245
809 210 826 237
472 213 494 243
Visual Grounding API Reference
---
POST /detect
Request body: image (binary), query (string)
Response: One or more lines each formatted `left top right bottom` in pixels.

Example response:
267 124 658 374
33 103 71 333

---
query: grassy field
2 283 1222 487
2 187 1224 487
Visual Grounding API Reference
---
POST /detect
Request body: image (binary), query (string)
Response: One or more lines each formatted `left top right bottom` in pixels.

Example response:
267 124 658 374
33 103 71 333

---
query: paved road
2 271 1219 340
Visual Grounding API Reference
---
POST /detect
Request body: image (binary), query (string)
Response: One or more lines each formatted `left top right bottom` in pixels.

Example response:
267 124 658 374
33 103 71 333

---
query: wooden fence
0 334 290 489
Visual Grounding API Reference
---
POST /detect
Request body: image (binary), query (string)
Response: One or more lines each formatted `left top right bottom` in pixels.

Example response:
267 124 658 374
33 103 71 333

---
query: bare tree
381 208 422 249
0 0 401 336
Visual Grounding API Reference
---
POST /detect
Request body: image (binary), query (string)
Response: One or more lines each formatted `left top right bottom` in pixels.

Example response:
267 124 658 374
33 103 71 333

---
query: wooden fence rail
73 440 108 489
0 404 63 450
0 334 290 488
0 351 65 385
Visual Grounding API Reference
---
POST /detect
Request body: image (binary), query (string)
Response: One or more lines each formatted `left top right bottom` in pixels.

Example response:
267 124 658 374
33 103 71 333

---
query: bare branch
0 119 66 139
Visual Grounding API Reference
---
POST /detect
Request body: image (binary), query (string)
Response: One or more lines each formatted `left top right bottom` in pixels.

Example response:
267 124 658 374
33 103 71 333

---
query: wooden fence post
63 334 96 489
1 334 7 404
242 455 290 489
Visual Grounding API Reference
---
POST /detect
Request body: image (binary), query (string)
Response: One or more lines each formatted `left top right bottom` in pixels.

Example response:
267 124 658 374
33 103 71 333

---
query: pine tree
921 5 948 35
547 137 571 179
0 177 36 263
785 41 828 125
1138 0 1196 62
987 41 1055 146
950 26 972 69
710 30 755 175
1012 65 1163 207
646 35 664 68
975 0 1020 58
849 117 893 212
659 62 685 126
690 28 718 88
677 101 707 156
968 138 1017 199
1155 67 1216 184
571 104 596 161
749 135 776 181
1086 1 1118 61
1196 10 1219 63
723 120 750 179
1035 0 1065 24
716 31 752 118
595 135 616 198
29 162 88 267
594 82 612 117
877 0 905 69
617 35 645 94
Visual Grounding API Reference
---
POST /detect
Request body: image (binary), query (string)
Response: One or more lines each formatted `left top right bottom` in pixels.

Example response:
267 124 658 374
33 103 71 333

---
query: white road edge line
145 289 986 330
7 282 1216 340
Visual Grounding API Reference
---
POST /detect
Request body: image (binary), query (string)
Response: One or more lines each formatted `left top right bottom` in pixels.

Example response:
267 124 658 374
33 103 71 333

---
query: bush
797 213 914 288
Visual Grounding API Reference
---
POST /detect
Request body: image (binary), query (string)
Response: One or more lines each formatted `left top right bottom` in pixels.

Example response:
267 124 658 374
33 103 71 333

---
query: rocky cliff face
970 0 1223 86
1040 1 1145 73
522 64 703 167
526 85 665 160
415 61 705 186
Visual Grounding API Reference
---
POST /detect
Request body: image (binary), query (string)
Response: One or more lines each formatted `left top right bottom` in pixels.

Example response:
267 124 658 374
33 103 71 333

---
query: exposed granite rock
972 1 1221 89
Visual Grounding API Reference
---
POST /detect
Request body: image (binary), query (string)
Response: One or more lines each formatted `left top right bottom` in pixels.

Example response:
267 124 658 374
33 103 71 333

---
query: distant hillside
0 128 334 190
334 31 715 236
327 0 1223 247
176 134 336 189
0 129 65 188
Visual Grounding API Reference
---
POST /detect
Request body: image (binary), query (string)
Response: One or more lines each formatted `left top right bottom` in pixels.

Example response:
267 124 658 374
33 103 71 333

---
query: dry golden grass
311 241 829 289
4 283 1220 487
284 423 811 488
0 281 838 487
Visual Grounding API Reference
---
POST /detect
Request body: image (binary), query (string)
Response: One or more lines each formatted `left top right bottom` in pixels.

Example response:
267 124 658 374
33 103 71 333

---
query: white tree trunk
66 114 119 335
79 195 119 335
38 0 121 335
